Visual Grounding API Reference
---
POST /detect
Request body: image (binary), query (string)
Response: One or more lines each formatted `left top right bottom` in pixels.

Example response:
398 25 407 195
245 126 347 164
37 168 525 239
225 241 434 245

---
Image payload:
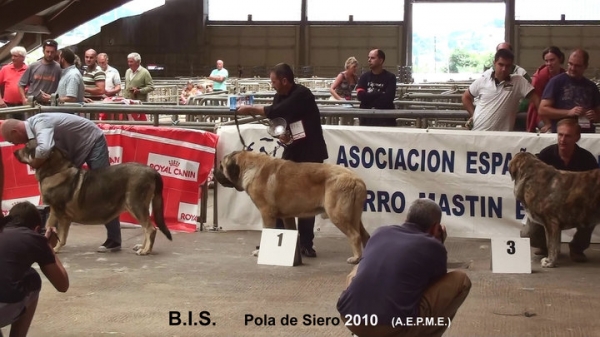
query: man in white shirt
209 60 228 92
462 49 540 131
97 53 121 97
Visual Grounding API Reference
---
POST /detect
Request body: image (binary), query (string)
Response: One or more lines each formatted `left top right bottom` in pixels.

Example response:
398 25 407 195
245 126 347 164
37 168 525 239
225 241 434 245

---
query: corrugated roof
0 0 132 62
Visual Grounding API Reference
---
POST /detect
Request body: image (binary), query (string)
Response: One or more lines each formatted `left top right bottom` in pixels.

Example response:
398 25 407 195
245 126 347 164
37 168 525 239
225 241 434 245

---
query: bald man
539 49 600 133
1 113 122 252
83 49 106 101
208 60 228 91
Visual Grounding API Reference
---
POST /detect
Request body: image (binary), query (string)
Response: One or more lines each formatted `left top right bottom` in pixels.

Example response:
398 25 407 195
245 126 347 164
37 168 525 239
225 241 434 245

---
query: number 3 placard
257 229 302 267
491 237 531 274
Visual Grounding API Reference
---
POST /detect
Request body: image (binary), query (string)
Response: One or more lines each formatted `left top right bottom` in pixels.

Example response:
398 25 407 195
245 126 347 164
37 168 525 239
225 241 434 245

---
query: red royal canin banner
0 122 219 233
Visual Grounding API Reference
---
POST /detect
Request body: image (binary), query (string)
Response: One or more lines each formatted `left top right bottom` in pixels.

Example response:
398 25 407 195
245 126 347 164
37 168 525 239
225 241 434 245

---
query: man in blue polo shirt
539 49 600 133
337 198 471 337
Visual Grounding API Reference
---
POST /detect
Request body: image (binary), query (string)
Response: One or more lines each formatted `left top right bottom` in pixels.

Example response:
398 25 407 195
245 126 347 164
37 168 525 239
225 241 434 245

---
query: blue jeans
84 136 121 245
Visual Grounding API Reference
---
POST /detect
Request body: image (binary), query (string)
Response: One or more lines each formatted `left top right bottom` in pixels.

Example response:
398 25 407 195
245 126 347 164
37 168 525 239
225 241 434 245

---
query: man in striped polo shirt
82 49 106 101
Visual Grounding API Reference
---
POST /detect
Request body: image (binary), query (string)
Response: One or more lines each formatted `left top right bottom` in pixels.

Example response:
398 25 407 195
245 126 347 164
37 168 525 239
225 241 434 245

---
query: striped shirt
83 64 106 100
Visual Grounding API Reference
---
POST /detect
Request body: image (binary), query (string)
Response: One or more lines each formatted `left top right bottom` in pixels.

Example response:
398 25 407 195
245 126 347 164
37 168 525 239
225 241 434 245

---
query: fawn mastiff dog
14 141 172 255
509 151 600 268
215 150 370 264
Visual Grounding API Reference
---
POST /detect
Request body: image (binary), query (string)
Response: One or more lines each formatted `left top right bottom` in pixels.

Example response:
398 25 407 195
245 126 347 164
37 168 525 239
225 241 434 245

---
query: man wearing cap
18 39 62 109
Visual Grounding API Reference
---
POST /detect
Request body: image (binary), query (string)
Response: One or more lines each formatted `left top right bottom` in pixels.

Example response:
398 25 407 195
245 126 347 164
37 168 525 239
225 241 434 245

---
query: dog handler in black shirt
356 49 398 127
237 63 328 258
0 202 69 337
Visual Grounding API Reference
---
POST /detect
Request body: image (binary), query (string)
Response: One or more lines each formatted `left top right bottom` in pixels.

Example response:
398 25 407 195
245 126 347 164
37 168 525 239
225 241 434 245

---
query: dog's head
214 151 244 191
14 141 73 173
508 151 537 181
13 139 38 166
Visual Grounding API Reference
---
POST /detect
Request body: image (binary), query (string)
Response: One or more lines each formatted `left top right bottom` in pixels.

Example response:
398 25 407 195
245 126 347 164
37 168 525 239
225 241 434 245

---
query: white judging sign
491 237 532 274
257 229 301 267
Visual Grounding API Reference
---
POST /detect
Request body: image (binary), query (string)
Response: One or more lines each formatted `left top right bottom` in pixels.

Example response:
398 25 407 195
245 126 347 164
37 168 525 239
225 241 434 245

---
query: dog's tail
152 172 172 241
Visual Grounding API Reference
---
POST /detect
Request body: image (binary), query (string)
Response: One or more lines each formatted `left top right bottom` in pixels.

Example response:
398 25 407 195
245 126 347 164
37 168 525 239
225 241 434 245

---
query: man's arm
33 123 55 161
85 79 105 96
209 70 228 83
107 71 122 96
538 98 582 119
356 73 380 105
18 66 32 104
39 230 69 292
107 83 122 96
526 91 540 111
236 105 265 117
0 69 6 107
208 70 223 82
461 89 476 117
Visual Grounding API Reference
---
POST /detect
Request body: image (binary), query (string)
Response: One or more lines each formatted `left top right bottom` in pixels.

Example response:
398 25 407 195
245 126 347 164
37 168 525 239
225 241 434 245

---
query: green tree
448 48 478 73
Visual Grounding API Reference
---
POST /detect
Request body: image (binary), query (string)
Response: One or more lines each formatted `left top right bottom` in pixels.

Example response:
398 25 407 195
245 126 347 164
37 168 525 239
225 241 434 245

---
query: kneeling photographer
0 202 69 337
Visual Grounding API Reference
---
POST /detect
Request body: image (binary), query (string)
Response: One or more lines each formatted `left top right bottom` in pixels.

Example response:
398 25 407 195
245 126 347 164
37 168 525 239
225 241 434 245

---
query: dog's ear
225 160 241 187
508 153 519 181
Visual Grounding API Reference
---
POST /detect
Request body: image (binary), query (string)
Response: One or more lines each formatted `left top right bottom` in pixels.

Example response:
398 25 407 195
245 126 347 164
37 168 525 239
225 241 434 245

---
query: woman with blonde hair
330 56 359 124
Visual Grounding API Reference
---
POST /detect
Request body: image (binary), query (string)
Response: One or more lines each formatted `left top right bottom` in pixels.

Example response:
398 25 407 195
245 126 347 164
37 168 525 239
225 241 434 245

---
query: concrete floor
3 197 600 337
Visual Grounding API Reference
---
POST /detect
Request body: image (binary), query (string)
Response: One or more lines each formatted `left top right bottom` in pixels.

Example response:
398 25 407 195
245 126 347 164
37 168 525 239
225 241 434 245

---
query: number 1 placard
257 229 301 267
491 237 531 274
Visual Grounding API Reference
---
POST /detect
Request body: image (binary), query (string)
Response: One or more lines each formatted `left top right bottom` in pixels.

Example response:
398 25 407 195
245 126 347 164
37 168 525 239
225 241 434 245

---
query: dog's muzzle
214 167 236 188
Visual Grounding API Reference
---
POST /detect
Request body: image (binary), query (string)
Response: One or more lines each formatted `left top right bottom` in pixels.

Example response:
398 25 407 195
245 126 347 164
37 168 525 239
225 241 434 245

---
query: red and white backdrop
0 122 219 233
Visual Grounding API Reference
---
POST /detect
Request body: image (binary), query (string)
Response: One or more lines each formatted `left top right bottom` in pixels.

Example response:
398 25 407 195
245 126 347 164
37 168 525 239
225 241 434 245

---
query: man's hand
0 98 6 108
45 227 59 248
568 106 584 118
429 223 447 244
585 109 596 122
39 91 51 103
540 123 551 133
236 105 255 115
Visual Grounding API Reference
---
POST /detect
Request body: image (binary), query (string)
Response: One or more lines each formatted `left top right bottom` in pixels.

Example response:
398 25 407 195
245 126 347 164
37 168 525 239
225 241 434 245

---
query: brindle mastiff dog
14 141 172 255
509 151 600 268
215 150 370 264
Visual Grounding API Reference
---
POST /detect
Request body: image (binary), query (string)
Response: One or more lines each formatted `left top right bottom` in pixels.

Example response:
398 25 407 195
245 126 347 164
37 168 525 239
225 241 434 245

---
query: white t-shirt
469 73 534 131
104 65 121 92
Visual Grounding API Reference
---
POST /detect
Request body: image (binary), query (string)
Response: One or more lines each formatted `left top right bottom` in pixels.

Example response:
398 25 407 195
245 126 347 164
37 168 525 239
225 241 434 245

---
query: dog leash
233 109 274 153
233 108 248 150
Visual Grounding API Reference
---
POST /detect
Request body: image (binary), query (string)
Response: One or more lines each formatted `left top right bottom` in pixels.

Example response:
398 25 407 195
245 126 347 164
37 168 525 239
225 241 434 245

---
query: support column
505 0 515 45
298 0 308 69
403 0 413 67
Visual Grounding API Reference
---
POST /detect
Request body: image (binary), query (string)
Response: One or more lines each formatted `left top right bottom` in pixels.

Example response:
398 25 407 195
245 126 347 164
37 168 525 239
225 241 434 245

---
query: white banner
216 125 600 241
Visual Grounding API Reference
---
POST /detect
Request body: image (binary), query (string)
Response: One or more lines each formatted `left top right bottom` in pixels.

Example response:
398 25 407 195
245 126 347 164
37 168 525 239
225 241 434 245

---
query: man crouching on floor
336 198 471 337
0 202 69 337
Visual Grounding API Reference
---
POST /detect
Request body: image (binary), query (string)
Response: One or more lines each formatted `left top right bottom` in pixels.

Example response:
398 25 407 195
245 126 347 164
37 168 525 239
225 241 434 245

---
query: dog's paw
541 257 556 268
132 244 142 252
136 249 151 256
347 256 360 264
252 249 260 257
